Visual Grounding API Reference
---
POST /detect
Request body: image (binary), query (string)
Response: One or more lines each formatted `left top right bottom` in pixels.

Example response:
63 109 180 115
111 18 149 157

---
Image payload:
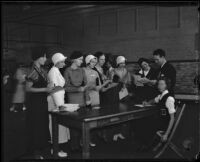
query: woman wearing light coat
47 53 69 157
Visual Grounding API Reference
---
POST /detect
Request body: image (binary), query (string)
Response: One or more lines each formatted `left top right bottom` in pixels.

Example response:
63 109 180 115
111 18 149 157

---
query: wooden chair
152 101 188 159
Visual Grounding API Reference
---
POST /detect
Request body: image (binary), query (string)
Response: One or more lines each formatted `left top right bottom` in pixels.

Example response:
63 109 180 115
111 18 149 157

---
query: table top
49 101 158 122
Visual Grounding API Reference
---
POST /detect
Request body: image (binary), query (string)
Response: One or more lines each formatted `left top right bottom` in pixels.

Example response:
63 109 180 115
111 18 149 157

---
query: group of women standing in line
24 47 133 158
24 46 176 158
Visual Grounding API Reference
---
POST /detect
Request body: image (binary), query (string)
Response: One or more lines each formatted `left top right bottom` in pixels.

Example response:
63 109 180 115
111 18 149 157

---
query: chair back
168 101 186 140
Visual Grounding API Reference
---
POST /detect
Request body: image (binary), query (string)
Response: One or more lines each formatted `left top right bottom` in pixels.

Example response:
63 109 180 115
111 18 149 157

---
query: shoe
33 154 44 159
80 140 96 147
10 107 15 112
118 133 125 140
113 133 125 141
58 150 68 157
90 142 96 147
50 149 68 157
113 134 119 141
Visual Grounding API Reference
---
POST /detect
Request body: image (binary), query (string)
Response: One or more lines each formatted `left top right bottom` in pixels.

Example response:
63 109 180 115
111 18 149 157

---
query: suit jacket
136 67 158 81
158 62 176 95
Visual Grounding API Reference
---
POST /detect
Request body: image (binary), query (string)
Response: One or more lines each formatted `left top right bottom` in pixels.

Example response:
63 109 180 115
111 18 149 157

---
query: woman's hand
104 79 112 86
46 86 54 93
78 86 87 92
86 84 96 91
96 86 102 91
161 134 168 142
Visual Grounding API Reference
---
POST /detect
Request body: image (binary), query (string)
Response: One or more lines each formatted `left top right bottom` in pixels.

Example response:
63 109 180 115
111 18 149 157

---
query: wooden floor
3 101 199 162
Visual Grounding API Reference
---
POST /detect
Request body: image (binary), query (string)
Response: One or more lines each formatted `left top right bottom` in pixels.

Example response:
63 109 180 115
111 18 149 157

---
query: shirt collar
139 69 150 75
160 90 169 99
161 61 167 68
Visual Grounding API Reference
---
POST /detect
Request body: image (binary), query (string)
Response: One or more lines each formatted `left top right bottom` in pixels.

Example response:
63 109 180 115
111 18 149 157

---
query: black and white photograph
1 1 200 161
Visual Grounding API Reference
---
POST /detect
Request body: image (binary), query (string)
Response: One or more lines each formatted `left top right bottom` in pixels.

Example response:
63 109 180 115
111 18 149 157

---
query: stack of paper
60 104 80 112
134 104 153 107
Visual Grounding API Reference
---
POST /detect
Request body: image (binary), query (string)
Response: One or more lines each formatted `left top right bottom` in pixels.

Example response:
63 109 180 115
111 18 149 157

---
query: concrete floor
2 101 199 161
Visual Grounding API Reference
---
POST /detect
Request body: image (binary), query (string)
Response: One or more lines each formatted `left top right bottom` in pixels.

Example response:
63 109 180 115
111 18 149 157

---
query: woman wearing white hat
113 56 132 98
47 52 69 157
111 56 132 141
84 54 111 107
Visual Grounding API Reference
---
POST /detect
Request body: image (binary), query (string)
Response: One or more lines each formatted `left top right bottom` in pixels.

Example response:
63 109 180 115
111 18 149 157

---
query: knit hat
116 56 126 65
85 55 97 64
70 51 83 60
52 53 67 65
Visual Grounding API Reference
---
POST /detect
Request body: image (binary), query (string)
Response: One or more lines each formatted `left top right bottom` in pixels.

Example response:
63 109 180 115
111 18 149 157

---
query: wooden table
49 102 159 159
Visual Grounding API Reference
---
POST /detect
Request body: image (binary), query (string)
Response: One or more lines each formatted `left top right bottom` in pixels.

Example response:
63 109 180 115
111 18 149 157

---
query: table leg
52 115 59 158
82 122 90 159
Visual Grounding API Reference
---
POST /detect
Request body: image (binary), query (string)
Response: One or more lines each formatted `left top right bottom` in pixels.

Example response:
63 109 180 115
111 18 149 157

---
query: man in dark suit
153 49 176 96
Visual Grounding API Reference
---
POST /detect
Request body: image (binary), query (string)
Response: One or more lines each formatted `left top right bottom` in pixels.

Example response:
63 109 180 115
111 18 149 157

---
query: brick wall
3 5 199 95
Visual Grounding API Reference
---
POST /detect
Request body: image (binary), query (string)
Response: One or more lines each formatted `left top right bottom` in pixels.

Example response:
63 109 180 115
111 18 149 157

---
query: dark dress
25 65 50 153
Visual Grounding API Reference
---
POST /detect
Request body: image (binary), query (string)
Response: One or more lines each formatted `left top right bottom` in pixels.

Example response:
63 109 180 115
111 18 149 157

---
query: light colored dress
47 66 70 143
64 67 89 107
84 67 101 106
12 67 26 104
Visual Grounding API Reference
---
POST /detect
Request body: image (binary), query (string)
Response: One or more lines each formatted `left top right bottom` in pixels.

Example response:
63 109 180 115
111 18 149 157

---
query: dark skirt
25 92 50 152
135 85 158 103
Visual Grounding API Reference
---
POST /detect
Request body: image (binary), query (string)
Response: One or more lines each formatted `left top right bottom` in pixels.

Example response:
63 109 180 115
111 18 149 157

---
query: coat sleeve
26 68 39 83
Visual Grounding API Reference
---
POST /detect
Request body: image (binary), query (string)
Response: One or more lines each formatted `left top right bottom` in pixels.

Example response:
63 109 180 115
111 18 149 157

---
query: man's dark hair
153 49 166 57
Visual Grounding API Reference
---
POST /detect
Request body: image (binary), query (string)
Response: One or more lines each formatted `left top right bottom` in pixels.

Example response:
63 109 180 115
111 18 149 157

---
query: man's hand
147 80 157 86
142 101 149 106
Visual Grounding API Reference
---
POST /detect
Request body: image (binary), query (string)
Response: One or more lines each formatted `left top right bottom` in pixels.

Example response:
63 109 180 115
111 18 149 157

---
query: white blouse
48 66 65 87
154 90 176 114
47 66 65 108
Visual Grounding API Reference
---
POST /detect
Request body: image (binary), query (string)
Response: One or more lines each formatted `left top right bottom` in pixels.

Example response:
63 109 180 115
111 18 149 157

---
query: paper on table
134 104 153 107
134 104 145 107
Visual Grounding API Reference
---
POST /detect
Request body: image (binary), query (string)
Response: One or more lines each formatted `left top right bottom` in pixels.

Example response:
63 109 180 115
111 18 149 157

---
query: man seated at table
143 77 176 148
